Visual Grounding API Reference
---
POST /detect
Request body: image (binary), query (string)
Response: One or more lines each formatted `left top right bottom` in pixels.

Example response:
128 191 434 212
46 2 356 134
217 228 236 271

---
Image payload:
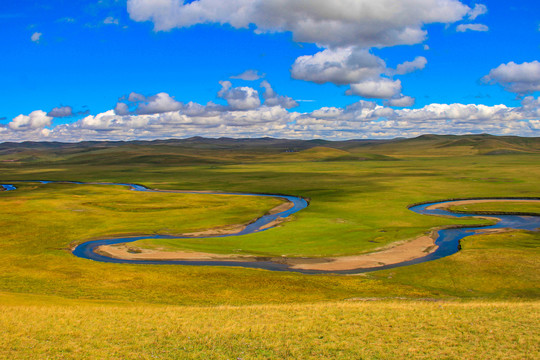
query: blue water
2 181 539 274
0 184 16 191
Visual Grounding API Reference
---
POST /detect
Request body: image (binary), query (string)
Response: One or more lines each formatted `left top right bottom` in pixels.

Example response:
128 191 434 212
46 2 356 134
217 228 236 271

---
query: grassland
0 135 538 359
371 230 540 298
0 182 284 240
449 201 540 214
1 301 537 359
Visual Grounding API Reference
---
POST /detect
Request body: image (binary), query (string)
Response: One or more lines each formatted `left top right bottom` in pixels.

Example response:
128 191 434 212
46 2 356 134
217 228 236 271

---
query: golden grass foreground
0 299 538 359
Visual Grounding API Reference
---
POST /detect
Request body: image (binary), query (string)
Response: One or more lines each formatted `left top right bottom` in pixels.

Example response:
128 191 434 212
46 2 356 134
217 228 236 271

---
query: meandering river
1 181 539 274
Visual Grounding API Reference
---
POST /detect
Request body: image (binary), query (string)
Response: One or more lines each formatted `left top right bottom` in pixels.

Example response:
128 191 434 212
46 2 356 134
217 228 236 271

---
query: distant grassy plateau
0 134 539 359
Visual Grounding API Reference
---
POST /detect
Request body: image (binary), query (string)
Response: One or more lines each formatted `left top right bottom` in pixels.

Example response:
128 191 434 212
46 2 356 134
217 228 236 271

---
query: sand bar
426 199 539 211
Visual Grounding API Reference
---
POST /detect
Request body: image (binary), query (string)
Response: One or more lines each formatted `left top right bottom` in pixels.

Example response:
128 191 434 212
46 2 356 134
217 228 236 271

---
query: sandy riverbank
426 199 539 210
288 234 438 271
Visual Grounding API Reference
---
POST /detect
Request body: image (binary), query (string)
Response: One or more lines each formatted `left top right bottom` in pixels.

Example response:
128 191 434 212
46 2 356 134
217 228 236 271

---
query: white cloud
103 16 119 25
8 110 52 131
78 110 151 130
217 81 261 110
456 23 489 32
308 100 395 122
483 61 540 94
291 47 384 85
230 69 265 81
31 32 42 43
260 80 298 108
290 48 427 99
392 56 427 75
128 92 146 102
137 92 183 114
395 103 520 122
385 96 416 107
115 92 183 115
347 79 402 99
114 102 130 116
217 104 296 127
47 106 73 118
3 85 539 141
467 4 487 20
2 96 539 142
127 0 470 48
181 101 219 117
520 96 540 117
290 47 412 100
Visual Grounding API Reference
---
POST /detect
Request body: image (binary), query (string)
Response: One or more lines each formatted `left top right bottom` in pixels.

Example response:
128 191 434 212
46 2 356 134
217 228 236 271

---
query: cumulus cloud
127 0 470 48
46 106 88 118
127 1 470 101
260 81 298 108
385 96 416 107
115 83 274 117
217 81 261 110
231 69 265 81
291 48 427 99
65 102 298 139
291 47 385 85
520 96 540 118
115 92 183 115
483 61 540 94
392 56 427 75
47 106 74 118
308 100 394 122
215 104 295 127
468 4 487 20
290 47 410 100
114 102 130 116
456 23 489 32
347 79 402 99
294 98 540 138
137 92 183 114
8 110 52 131
298 99 538 138
128 92 146 102
31 32 42 43
78 110 152 131
394 103 520 122
2 95 540 142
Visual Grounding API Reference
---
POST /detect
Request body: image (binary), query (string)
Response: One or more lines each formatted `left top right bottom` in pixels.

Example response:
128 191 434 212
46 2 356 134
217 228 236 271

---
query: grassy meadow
0 134 538 358
1 301 538 359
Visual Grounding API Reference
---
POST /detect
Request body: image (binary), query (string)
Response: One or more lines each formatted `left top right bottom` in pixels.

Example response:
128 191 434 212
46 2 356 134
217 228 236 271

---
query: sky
1 0 539 142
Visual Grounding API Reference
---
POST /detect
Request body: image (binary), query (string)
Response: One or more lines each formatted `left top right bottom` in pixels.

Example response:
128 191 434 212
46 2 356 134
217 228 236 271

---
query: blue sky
1 0 539 141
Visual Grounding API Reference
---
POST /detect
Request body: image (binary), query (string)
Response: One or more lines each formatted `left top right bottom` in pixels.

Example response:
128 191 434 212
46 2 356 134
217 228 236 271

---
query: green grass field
0 135 538 358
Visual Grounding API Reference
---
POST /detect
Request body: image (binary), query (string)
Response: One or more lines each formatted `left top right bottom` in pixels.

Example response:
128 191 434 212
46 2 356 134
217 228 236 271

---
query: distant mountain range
1 134 538 165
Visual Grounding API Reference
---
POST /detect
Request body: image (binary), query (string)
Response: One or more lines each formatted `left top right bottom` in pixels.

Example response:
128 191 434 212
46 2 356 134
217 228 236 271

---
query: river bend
1 181 538 274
